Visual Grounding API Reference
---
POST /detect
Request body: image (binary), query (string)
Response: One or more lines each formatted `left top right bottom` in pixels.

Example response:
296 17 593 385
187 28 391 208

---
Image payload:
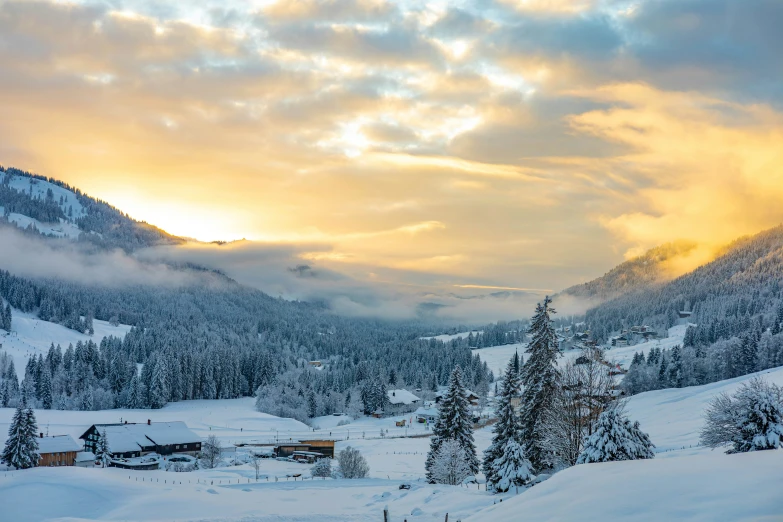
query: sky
1 0 783 319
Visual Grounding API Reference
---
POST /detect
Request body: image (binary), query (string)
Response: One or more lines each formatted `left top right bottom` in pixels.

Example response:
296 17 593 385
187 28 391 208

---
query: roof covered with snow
387 389 421 405
75 451 96 462
37 435 82 454
88 422 201 453
414 407 438 418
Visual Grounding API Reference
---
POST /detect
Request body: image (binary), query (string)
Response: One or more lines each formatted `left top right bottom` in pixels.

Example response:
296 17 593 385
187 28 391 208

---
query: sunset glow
1 0 782 297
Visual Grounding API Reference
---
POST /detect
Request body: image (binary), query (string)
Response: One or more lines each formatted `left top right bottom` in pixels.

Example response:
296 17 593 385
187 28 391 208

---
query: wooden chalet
37 434 82 467
79 420 202 459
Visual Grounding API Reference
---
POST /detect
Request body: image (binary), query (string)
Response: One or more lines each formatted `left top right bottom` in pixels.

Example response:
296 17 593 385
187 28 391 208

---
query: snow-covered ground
1 308 781 521
0 308 132 379
420 330 481 342
472 323 691 378
465 450 783 522
0 210 83 238
626 364 783 454
5 172 85 216
0 466 493 522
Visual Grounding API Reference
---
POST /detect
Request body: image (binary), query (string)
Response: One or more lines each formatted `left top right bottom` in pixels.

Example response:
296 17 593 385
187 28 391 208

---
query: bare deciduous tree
335 446 369 479
541 352 616 468
250 452 263 480
200 435 222 469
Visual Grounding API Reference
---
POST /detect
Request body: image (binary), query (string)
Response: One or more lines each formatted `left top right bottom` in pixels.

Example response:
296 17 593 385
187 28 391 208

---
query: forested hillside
560 241 700 304
584 226 783 395
1 166 181 251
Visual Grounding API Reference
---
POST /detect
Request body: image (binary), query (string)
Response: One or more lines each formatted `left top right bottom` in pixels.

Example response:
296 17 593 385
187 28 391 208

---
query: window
175 445 180 450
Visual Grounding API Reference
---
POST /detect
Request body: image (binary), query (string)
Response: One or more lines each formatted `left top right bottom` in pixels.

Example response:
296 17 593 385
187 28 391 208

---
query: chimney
40 433 43 438
147 419 151 425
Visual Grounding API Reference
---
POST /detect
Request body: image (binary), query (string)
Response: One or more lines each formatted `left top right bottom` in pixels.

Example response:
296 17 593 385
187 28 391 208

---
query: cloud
0 225 199 287
1 0 782 319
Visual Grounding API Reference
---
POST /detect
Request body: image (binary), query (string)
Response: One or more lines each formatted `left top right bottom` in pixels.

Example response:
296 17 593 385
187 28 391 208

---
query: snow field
465 450 783 522
472 323 690 379
0 308 133 379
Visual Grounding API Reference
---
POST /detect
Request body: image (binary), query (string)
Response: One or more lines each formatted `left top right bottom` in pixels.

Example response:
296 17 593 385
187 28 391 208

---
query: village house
274 439 335 459
435 387 480 406
386 389 421 414
414 406 438 424
36 434 82 467
79 420 202 459
611 335 629 347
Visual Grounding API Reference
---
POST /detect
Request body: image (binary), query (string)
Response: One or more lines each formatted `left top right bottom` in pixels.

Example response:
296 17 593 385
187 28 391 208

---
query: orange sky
1 0 783 316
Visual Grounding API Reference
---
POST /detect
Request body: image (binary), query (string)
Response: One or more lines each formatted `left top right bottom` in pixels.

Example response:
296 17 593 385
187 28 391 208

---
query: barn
37 434 82 467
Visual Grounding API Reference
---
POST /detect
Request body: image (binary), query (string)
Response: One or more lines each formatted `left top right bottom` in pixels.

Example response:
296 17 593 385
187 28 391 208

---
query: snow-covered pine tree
430 439 472 486
39 366 53 409
307 390 318 418
483 354 522 489
489 438 532 493
576 408 655 464
425 366 478 482
1 403 39 469
99 430 112 467
149 355 169 409
520 296 560 471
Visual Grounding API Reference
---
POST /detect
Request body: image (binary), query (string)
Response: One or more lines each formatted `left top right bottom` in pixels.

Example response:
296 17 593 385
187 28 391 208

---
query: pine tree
2 303 11 331
576 408 655 464
149 355 169 409
307 390 318 418
483 355 522 489
489 438 532 493
425 366 478 482
2 404 40 469
97 430 112 467
39 366 53 409
520 296 560 472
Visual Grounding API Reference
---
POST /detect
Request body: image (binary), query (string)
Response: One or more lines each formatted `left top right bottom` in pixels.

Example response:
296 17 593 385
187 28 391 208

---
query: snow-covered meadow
1 310 782 521
2 363 783 520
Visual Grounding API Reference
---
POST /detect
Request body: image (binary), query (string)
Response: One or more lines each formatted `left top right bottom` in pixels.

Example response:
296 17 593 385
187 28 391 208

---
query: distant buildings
386 389 421 414
414 406 438 423
435 387 480 406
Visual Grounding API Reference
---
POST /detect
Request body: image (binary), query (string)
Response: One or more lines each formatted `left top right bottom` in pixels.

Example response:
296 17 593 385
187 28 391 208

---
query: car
399 483 411 490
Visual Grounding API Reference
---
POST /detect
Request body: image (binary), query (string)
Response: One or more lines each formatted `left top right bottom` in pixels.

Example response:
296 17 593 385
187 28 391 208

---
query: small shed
74 451 96 468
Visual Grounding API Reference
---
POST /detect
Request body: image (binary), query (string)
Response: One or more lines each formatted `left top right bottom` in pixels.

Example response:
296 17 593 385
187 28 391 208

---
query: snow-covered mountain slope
1 167 181 250
465 450 783 522
0 308 132 379
472 323 690 378
6 173 85 216
625 364 783 454
560 240 704 304
2 210 83 238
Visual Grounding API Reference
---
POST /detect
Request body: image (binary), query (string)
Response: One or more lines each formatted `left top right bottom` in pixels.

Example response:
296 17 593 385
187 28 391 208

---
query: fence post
383 508 389 522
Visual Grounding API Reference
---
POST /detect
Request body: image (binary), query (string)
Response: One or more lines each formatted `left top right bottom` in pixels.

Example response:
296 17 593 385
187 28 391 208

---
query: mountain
560 240 703 304
0 165 491 418
0 166 181 251
586 225 783 338
581 225 783 397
